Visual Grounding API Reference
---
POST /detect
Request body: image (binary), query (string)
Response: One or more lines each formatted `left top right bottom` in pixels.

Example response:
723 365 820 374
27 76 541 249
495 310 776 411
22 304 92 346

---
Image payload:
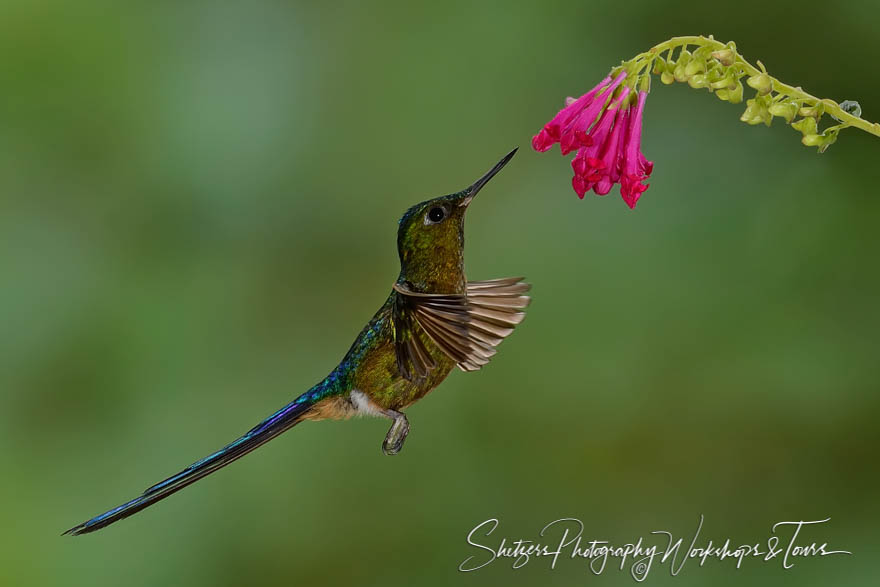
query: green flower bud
740 96 772 126
798 102 825 118
817 129 839 153
768 101 799 123
692 45 715 61
740 101 760 125
673 49 692 82
710 75 736 90
746 73 773 95
801 130 838 152
688 74 709 89
711 49 736 66
661 70 675 85
791 116 818 135
705 63 724 84
727 80 744 104
715 89 730 101
684 59 707 77
652 57 667 75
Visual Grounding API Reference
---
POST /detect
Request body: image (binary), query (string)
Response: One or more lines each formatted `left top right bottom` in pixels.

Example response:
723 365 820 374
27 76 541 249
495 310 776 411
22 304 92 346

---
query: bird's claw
382 413 409 455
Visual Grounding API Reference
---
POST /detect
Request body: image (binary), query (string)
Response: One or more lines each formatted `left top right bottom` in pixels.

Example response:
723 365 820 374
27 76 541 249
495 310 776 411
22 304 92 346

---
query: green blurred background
2 0 878 585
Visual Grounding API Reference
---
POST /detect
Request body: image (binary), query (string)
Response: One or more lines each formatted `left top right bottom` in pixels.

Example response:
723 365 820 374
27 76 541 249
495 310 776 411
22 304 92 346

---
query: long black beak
458 147 518 207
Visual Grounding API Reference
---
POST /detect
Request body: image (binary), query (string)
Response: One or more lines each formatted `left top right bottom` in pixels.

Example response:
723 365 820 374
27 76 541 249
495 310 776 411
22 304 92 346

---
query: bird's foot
382 411 409 456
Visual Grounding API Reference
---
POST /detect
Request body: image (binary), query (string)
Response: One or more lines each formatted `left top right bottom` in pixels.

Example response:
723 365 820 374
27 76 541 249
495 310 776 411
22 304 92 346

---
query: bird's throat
398 245 466 294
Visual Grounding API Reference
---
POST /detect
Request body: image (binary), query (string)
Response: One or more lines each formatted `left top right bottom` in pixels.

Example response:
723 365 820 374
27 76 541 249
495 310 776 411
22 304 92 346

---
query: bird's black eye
426 206 446 223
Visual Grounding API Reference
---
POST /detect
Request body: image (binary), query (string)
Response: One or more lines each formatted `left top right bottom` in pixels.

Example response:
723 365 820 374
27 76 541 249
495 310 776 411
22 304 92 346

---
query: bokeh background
2 1 878 585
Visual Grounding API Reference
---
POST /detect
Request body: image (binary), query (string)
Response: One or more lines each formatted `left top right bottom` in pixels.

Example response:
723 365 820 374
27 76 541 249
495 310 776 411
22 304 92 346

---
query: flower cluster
531 72 653 209
531 35 879 209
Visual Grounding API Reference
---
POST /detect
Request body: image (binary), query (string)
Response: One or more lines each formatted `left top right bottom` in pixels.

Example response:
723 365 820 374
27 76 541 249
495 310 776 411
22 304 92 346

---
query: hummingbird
64 148 530 535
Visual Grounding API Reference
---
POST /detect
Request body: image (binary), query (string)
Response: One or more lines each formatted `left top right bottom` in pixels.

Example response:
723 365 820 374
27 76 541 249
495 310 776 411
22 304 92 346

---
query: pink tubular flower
569 113 612 197
569 86 628 197
619 90 653 209
532 72 653 209
531 72 625 153
591 88 631 195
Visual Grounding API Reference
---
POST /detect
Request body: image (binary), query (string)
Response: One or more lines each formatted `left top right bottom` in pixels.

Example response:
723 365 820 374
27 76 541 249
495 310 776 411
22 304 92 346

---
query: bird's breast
353 322 456 411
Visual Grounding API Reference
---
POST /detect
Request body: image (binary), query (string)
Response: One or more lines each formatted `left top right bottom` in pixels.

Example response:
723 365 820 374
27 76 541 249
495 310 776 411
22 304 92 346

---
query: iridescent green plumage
64 149 529 535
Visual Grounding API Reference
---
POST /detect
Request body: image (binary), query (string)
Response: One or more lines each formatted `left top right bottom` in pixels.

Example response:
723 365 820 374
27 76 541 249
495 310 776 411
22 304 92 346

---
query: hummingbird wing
392 278 530 379
392 287 467 380
391 290 440 381
459 278 531 371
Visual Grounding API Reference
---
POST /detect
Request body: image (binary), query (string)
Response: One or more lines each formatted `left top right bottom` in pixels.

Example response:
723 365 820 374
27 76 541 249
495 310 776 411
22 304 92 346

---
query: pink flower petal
618 90 651 207
542 76 613 141
558 72 627 154
572 174 588 199
589 88 630 196
610 107 630 184
531 129 554 152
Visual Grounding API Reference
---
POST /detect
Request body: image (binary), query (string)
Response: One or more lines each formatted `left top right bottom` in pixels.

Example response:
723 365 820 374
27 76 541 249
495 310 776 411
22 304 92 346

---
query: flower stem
640 35 880 140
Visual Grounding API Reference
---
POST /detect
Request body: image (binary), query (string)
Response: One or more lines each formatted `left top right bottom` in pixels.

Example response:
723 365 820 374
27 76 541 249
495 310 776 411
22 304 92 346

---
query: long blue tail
64 392 318 536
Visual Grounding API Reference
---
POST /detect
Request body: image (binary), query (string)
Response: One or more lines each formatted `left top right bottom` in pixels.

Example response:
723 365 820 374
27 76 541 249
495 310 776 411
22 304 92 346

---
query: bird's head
395 148 517 292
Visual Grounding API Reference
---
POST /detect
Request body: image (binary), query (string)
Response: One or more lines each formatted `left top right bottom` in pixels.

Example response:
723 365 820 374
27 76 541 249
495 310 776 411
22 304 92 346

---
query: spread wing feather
392 278 530 380
392 295 437 381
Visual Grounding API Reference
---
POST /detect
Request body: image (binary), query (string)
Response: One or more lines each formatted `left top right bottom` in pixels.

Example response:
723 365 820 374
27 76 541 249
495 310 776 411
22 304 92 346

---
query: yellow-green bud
746 73 773 95
673 49 692 82
688 74 709 89
740 97 772 126
692 45 714 61
817 130 838 153
740 100 760 125
661 70 675 85
727 80 744 104
705 63 724 84
768 101 799 123
684 59 706 77
711 49 735 66
715 89 730 101
798 103 825 118
652 57 667 75
791 117 818 135
710 76 736 90
801 130 838 152
801 134 823 146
